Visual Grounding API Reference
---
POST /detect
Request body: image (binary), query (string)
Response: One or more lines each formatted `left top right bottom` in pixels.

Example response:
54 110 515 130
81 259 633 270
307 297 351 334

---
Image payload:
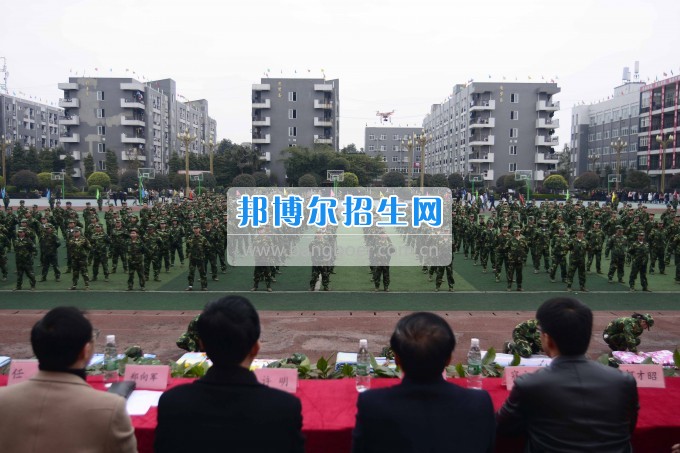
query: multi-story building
638 74 680 191
422 81 560 187
364 126 423 177
570 68 643 181
57 77 216 181
251 78 339 185
0 93 62 151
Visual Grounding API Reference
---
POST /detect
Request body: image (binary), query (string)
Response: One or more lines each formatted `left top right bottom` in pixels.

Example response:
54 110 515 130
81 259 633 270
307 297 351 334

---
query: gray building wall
364 126 423 177
0 93 62 151
252 78 339 185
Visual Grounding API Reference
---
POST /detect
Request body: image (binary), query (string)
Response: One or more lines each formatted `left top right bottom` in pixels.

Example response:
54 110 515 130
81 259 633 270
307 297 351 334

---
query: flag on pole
96 188 100 200
330 189 335 197
566 189 570 200
379 191 384 197
283 187 288 195
1 187 5 199
46 189 51 200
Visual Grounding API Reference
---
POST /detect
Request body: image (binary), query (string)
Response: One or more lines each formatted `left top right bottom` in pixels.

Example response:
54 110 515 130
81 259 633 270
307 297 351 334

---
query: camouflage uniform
566 230 589 290
14 231 36 290
143 226 163 282
371 235 394 291
0 230 9 280
533 221 551 273
628 234 650 291
666 231 680 283
202 223 220 281
169 220 185 266
186 226 209 290
157 222 172 272
478 221 497 273
505 319 542 358
648 222 666 274
309 234 331 291
585 223 606 273
252 233 273 291
603 315 652 352
68 231 91 290
126 230 146 290
494 226 511 283
39 227 61 281
549 229 569 282
606 227 628 283
110 223 129 273
506 229 528 291
90 227 111 281
176 315 201 352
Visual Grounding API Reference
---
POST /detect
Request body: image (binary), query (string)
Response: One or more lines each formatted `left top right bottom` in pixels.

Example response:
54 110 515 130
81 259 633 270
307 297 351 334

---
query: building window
510 128 518 138
630 143 637 151
380 134 387 140
97 126 106 135
96 91 105 101
510 110 519 120
97 160 106 170
509 145 517 155
288 126 297 137
380 145 386 151
392 145 400 151
604 130 610 139
595 132 602 140
612 129 619 138
631 125 638 134
588 134 594 142
639 155 647 166
604 111 611 123
381 156 387 162
510 93 519 103
640 136 649 147
96 109 105 118
97 143 106 153
509 162 517 172
392 156 399 162
288 109 297 119
602 147 609 155
288 92 297 102
393 134 400 140
368 134 375 140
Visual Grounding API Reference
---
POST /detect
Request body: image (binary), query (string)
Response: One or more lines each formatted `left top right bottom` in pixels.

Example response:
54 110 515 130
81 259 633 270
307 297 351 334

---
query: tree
38 148 58 173
339 172 359 187
37 172 52 189
231 174 256 187
428 173 449 188
145 174 170 191
283 146 337 184
574 172 600 191
168 152 182 175
341 143 359 154
105 150 119 184
26 146 40 173
298 173 318 187
496 174 526 192
625 170 650 190
381 171 406 187
11 170 39 192
252 172 272 187
83 153 94 179
447 173 464 190
120 171 140 191
543 174 568 192
328 157 351 171
11 143 27 173
344 153 385 186
668 174 680 191
87 171 111 189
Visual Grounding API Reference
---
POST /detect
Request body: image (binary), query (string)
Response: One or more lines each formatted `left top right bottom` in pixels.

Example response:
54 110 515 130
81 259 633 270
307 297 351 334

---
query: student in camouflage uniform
143 224 163 282
0 228 9 280
605 225 628 284
68 227 91 290
110 219 129 273
13 228 36 291
126 228 146 291
202 219 220 281
585 220 606 274
309 232 331 291
506 227 528 291
186 224 209 291
603 313 654 352
648 220 666 275
566 227 589 291
176 314 201 352
478 219 497 273
169 217 185 267
251 231 273 292
532 219 551 274
371 233 394 292
503 319 542 358
628 231 651 292
549 226 569 283
90 224 110 282
39 224 61 282
157 219 172 272
666 227 680 283
494 224 511 283
212 217 227 273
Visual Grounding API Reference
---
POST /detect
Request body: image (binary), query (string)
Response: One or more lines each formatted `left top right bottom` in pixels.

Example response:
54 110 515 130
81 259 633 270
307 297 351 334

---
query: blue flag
46 188 51 200
0 187 5 199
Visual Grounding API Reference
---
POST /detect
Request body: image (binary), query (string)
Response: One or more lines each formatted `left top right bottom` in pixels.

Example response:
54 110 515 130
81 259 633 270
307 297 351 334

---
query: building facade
364 126 423 177
0 93 62 151
251 78 339 185
57 77 216 181
422 82 560 187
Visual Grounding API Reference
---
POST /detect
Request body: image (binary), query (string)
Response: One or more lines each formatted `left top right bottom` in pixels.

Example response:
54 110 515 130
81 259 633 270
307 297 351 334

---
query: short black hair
31 307 92 370
390 312 455 381
197 296 261 366
536 297 592 356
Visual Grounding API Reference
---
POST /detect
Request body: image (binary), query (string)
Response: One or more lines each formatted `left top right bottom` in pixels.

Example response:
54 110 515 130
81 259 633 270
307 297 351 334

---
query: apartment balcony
121 133 146 144
314 99 333 109
314 117 333 127
469 135 495 146
121 151 147 162
259 151 271 162
59 98 79 108
252 117 271 127
468 152 495 163
252 84 271 91
536 100 560 111
120 82 146 92
314 84 333 91
71 167 82 178
121 115 146 127
252 134 271 144
59 115 79 126
121 99 145 110
60 150 81 161
314 135 333 145
58 82 78 90
252 99 271 109
536 118 560 129
482 169 494 181
470 100 495 111
535 152 559 164
469 118 495 129
535 135 559 147
59 133 80 143
534 170 547 181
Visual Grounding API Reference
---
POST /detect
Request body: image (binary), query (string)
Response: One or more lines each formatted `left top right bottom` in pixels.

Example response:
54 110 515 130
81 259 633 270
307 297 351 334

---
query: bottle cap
359 339 368 347
106 335 116 344
471 338 479 347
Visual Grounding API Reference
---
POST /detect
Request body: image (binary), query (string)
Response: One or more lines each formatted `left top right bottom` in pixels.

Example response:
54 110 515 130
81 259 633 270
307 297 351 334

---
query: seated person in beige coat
0 306 137 453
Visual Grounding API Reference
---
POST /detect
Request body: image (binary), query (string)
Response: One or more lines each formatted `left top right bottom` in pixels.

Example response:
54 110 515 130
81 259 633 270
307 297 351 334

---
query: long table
2 376 678 452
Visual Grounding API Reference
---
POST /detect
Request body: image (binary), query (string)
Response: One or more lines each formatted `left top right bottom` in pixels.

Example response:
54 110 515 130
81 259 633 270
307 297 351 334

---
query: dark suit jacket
496 355 638 453
155 364 304 453
352 376 495 453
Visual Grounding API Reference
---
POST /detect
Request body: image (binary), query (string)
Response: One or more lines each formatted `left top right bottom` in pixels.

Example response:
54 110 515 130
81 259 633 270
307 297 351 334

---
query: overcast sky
2 0 678 150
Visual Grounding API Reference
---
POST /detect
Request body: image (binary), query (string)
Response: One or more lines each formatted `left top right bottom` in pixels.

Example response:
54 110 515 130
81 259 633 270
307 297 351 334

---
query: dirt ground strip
1 310 679 365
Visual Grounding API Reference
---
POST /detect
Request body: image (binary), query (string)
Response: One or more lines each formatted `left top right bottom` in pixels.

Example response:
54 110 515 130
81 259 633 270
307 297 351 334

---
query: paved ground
2 309 678 366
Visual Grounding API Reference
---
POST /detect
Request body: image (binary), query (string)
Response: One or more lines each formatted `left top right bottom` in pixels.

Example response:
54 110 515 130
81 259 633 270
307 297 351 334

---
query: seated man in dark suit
352 312 495 453
155 296 304 453
496 297 639 452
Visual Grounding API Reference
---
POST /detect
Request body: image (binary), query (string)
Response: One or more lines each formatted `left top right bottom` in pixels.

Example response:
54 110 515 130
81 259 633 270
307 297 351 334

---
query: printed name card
123 365 170 390
618 364 666 388
8 359 39 386
254 368 298 394
504 366 542 391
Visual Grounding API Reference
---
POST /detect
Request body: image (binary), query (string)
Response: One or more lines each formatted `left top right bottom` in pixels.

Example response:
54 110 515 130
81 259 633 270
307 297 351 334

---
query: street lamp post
417 132 430 189
177 130 196 197
610 138 627 192
202 138 215 175
656 134 675 195
1 134 11 188
401 134 415 187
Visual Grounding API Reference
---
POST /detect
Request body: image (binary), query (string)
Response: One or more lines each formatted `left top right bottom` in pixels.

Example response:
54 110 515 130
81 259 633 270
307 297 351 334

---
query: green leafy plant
170 360 210 378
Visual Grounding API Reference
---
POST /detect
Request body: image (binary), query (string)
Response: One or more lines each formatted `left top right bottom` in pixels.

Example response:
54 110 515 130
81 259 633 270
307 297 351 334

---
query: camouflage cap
632 313 654 329
147 223 156 229
192 223 201 229
616 225 623 230
576 226 585 232
159 219 167 224
73 227 82 232
513 226 521 232
45 224 54 229
20 218 28 223
17 227 27 233
129 227 139 233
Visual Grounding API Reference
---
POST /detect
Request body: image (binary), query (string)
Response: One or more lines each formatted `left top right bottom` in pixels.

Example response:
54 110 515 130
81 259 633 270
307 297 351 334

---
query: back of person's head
390 312 455 381
536 297 592 356
31 307 92 370
197 296 261 366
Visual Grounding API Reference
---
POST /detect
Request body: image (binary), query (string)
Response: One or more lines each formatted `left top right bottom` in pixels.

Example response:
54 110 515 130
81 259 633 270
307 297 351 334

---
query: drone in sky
376 110 395 123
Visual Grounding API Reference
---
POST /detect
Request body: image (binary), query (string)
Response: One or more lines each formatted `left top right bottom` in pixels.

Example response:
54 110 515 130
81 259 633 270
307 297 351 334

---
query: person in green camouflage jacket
169 218 185 267
185 224 209 291
494 224 511 283
110 219 129 273
506 227 528 291
176 314 202 352
14 228 37 291
504 319 542 358
648 220 666 275
201 220 220 281
478 220 497 274
143 224 163 282
39 224 61 282
157 219 172 273
605 225 627 284
585 220 606 274
0 229 8 281
549 226 569 283
532 219 551 274
68 227 91 290
90 224 111 282
628 231 651 292
603 313 654 352
566 227 589 291
126 228 146 291
666 229 680 283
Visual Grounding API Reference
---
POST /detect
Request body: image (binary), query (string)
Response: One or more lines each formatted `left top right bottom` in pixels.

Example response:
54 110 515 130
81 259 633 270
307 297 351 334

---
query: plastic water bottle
356 339 371 393
103 335 119 383
467 338 483 390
